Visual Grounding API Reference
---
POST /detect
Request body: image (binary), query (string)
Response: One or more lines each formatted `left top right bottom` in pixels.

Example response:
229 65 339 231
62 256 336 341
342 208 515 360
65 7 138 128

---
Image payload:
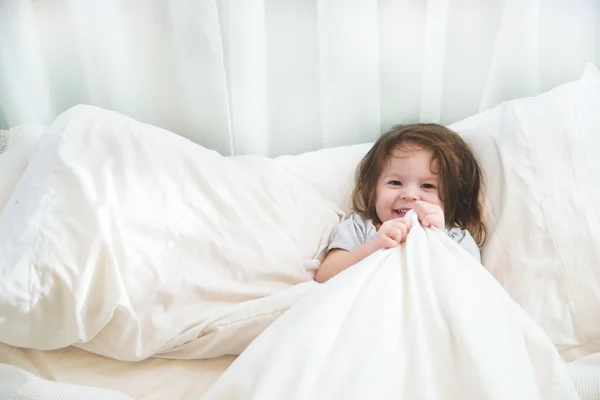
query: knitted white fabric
0 364 133 400
568 362 600 400
0 130 9 154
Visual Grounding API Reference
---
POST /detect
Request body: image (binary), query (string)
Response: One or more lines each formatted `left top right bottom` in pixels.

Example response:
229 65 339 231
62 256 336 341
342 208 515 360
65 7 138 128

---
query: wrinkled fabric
202 211 579 400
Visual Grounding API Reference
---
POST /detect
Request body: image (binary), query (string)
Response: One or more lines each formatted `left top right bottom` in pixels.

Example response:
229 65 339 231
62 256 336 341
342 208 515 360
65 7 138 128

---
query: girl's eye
389 180 402 186
422 183 436 189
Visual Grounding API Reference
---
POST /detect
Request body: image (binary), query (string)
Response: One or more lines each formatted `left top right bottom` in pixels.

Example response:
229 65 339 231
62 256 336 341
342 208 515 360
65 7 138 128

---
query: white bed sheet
2 343 600 400
0 343 233 400
569 353 600 400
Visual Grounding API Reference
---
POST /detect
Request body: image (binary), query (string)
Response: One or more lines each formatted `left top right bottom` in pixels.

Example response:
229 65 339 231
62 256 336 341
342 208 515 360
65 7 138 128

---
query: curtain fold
1 0 599 156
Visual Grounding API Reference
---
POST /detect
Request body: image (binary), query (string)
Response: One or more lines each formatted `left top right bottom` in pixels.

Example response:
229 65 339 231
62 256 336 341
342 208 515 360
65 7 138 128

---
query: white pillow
0 105 338 361
0 125 45 213
453 63 600 361
275 143 371 212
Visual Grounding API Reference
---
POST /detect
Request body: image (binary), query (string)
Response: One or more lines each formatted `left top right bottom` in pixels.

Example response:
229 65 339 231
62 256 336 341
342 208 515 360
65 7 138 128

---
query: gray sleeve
446 228 481 263
328 215 375 252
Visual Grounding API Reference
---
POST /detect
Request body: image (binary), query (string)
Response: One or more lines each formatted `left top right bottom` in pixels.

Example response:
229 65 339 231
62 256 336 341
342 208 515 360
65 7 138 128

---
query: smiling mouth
394 208 412 217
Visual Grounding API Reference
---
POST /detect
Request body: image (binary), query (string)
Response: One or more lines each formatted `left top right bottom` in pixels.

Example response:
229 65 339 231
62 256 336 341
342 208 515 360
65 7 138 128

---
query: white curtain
0 0 598 156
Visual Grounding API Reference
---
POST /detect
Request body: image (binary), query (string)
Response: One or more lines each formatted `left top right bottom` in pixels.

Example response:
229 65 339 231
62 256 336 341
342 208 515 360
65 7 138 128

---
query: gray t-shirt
328 213 481 263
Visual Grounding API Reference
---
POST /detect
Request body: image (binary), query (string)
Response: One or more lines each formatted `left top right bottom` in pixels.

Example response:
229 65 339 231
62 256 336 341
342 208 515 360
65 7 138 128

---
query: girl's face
375 145 443 223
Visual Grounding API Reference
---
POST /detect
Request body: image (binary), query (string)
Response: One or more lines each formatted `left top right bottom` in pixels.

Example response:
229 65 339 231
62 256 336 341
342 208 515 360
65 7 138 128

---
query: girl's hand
413 201 445 229
372 218 411 249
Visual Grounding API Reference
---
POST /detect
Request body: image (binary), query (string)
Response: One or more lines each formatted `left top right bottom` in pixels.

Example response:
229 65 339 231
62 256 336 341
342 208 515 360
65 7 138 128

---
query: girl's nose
401 187 419 200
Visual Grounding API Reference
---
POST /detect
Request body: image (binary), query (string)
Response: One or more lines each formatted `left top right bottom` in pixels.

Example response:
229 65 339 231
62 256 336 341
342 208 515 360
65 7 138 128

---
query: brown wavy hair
352 123 486 246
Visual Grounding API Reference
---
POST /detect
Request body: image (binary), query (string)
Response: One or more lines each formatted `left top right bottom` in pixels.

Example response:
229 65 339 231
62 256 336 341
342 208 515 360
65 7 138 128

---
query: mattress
0 343 234 399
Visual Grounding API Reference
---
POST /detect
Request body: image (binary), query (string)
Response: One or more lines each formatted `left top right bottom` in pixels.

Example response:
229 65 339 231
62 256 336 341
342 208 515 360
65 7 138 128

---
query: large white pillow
453 63 600 361
0 105 339 361
0 125 45 213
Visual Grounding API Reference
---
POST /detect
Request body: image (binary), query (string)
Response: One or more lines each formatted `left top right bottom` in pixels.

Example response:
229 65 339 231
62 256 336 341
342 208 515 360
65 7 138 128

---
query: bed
0 342 232 399
1 64 600 399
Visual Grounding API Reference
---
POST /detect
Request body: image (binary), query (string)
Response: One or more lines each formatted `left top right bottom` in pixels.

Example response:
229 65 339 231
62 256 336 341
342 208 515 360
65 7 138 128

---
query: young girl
315 123 486 283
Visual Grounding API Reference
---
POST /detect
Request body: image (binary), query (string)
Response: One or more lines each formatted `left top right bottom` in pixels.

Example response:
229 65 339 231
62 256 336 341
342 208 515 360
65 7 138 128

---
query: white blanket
0 105 336 361
201 211 579 400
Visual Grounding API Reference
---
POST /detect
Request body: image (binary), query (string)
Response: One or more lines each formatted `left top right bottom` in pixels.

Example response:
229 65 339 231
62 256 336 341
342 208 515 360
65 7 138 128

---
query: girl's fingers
421 215 433 227
393 227 404 243
383 237 398 248
390 219 411 231
422 214 443 229
413 201 429 216
399 225 408 242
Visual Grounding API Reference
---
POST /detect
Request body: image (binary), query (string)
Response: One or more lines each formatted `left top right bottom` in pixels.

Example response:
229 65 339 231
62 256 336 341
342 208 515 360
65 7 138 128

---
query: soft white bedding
455 64 600 362
1 64 600 400
0 343 233 400
201 211 579 400
569 358 600 400
0 106 332 361
2 345 600 400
